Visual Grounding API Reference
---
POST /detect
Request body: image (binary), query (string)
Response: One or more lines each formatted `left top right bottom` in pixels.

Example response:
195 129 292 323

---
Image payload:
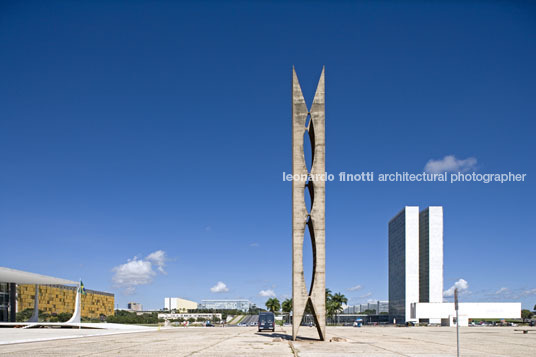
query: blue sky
1 1 535 310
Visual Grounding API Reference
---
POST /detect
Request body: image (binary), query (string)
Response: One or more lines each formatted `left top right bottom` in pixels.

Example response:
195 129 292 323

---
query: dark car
258 312 275 332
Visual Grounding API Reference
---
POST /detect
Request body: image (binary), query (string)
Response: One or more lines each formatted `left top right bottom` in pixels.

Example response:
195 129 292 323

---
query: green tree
521 309 533 322
57 312 72 322
330 292 348 324
265 298 281 313
282 298 293 313
325 289 336 321
332 292 348 313
16 308 34 322
248 304 264 315
325 288 332 302
106 310 159 324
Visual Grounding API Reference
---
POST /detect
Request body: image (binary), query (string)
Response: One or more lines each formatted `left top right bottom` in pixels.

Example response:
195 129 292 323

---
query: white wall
415 302 521 320
405 207 420 322
428 206 443 304
164 297 198 311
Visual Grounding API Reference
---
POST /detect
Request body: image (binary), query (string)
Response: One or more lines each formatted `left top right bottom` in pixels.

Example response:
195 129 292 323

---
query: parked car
258 312 275 332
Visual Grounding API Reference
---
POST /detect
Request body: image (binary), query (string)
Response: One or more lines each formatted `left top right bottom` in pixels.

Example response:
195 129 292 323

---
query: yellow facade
17 284 114 319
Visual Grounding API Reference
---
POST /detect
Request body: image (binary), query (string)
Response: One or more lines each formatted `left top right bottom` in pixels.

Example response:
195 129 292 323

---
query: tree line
265 288 349 320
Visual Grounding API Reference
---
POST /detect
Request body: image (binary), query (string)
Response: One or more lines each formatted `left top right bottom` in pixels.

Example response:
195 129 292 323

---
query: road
238 315 259 326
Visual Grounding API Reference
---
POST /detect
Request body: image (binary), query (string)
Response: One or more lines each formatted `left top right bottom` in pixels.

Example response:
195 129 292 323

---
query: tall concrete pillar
9 283 16 322
292 67 326 341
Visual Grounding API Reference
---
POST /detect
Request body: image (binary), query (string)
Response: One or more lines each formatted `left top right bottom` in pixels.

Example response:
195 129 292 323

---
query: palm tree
332 292 348 313
331 292 348 324
325 288 332 302
281 298 292 324
325 288 336 323
265 298 281 313
282 298 292 313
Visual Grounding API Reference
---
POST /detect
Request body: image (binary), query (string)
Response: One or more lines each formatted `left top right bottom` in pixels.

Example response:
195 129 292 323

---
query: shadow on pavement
254 331 320 342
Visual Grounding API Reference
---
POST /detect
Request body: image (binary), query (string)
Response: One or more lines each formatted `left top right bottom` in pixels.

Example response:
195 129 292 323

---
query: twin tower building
389 206 444 324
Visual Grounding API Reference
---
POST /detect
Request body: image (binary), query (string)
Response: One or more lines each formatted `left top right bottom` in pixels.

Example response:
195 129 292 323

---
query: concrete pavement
0 325 534 356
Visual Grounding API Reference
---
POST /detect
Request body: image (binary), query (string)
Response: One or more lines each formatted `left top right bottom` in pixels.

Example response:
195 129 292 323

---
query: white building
164 297 198 312
419 206 443 324
389 206 420 324
198 299 252 312
413 302 521 326
127 302 143 312
389 206 521 326
158 312 222 321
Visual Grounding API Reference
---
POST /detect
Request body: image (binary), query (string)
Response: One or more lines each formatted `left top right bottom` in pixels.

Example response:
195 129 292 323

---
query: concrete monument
292 67 326 341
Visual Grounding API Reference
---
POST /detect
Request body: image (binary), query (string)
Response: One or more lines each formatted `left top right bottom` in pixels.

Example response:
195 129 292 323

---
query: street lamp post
454 288 460 357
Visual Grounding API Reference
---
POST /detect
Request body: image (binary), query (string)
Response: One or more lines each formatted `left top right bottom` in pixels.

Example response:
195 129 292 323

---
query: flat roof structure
0 267 77 285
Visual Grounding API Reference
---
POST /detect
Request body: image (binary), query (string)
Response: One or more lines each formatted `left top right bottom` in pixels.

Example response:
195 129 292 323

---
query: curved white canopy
0 267 77 285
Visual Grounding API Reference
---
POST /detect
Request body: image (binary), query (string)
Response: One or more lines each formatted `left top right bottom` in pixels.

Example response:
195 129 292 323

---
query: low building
17 284 114 319
0 267 114 322
127 302 143 312
344 301 389 314
158 312 222 320
413 302 521 326
198 299 252 312
164 297 198 312
327 313 391 325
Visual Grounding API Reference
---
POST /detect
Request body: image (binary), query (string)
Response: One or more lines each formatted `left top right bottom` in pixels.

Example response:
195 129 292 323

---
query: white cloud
520 288 536 297
424 155 477 174
495 287 509 295
444 278 469 297
112 250 168 294
112 258 155 295
359 292 373 299
348 285 362 292
146 250 167 274
258 289 276 297
211 281 229 293
249 242 259 247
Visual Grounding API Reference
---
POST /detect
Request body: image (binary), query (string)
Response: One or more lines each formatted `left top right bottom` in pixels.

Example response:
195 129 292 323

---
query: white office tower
419 206 444 324
388 206 420 324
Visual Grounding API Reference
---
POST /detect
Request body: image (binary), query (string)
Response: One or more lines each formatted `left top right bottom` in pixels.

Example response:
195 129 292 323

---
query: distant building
127 302 143 312
389 206 420 324
343 301 388 314
158 312 222 321
388 206 520 326
198 299 252 312
164 297 198 312
378 300 389 314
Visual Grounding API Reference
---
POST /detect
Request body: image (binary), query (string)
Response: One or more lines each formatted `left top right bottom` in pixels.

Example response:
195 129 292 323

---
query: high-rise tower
388 206 420 324
388 206 444 324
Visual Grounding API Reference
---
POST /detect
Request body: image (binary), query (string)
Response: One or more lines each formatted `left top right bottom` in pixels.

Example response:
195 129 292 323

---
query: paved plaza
0 326 534 356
